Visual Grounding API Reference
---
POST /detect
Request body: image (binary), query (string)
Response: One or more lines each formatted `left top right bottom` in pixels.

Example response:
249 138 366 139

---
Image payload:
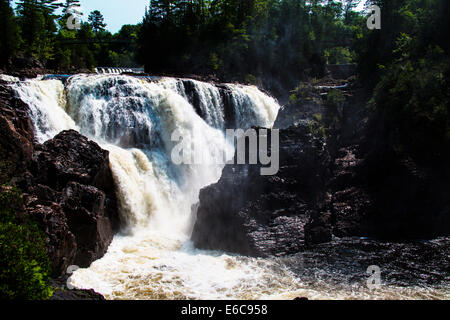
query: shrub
0 182 53 300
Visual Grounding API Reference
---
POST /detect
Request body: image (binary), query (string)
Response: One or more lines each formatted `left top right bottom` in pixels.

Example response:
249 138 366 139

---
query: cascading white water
10 74 304 299
226 84 280 130
8 74 448 300
11 79 78 142
175 79 226 129
62 75 241 236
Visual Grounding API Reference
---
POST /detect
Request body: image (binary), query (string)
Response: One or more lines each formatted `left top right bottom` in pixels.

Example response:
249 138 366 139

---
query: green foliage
2 0 363 77
308 115 327 140
358 0 450 161
290 82 319 101
0 161 53 300
326 89 345 108
15 0 62 61
1 0 140 71
137 0 363 86
0 0 20 67
0 185 53 300
325 47 355 64
244 74 259 85
88 10 106 34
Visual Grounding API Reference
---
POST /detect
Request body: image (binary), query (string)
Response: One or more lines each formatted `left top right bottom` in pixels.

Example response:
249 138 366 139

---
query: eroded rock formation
192 80 450 257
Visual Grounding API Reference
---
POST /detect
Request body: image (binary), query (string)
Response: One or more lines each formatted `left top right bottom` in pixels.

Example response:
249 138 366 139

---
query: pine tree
0 0 19 67
16 0 46 57
62 0 80 16
16 0 60 61
88 10 107 34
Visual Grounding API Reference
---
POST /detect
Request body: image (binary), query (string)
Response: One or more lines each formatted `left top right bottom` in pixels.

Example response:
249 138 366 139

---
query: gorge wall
192 80 450 256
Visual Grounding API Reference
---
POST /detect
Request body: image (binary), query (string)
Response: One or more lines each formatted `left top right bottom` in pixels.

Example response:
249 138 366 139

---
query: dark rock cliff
192 125 332 256
0 83 120 279
192 79 450 257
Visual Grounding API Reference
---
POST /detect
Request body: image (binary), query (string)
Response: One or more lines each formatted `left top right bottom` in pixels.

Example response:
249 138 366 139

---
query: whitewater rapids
8 74 449 300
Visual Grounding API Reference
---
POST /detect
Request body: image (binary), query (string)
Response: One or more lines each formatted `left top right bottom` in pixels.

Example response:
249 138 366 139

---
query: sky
76 0 149 33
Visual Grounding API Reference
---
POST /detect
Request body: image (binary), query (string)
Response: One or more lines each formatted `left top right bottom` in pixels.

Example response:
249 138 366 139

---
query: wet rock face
61 181 115 268
192 80 450 257
0 84 35 176
192 125 332 256
23 130 120 274
0 84 120 277
3 55 49 80
31 130 113 190
283 237 450 291
26 202 77 276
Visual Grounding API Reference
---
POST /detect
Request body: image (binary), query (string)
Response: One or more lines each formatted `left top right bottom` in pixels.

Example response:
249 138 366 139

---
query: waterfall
8 74 449 300
9 74 306 299
6 74 450 300
11 79 78 142
12 74 279 236
171 79 226 129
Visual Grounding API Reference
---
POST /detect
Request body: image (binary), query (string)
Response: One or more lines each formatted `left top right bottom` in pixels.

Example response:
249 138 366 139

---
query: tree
136 0 360 87
0 0 19 67
16 0 46 57
88 10 107 34
62 0 80 16
342 0 361 23
60 0 81 29
356 0 450 162
15 0 60 61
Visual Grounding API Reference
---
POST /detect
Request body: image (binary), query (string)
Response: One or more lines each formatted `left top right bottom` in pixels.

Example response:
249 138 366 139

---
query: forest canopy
1 0 365 82
0 0 140 71
138 0 365 86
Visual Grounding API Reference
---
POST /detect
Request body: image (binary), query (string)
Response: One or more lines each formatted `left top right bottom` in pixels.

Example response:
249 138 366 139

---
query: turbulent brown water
5 73 449 300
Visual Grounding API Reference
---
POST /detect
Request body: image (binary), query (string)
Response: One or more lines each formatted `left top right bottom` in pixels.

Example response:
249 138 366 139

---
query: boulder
31 130 113 191
0 85 35 176
26 201 77 276
61 182 115 267
25 130 120 274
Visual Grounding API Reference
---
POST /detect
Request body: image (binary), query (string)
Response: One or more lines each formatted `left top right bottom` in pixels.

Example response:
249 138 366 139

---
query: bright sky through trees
12 0 149 33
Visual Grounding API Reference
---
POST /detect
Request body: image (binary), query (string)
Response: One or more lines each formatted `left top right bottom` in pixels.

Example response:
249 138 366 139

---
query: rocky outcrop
50 279 105 301
19 130 120 275
2 55 48 80
0 83 35 176
192 125 332 256
192 79 450 257
50 287 105 301
0 83 120 278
